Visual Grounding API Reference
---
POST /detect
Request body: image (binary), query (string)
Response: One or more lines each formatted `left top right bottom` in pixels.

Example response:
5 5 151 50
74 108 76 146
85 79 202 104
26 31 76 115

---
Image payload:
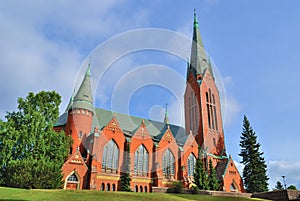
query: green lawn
0 187 268 201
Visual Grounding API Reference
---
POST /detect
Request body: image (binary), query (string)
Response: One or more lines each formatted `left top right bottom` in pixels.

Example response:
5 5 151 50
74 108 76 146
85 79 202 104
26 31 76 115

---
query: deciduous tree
0 91 71 189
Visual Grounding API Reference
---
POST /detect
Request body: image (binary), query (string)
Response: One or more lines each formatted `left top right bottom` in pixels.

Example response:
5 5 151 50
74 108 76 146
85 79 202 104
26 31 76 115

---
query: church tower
65 65 94 155
184 11 226 157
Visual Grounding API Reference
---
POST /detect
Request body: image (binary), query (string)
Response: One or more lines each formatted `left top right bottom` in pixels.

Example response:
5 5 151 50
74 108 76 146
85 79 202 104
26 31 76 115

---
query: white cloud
233 160 300 190
0 1 152 119
268 160 300 190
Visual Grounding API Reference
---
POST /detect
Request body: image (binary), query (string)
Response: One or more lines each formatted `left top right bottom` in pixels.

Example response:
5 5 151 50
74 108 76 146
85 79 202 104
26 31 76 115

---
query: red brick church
54 12 245 193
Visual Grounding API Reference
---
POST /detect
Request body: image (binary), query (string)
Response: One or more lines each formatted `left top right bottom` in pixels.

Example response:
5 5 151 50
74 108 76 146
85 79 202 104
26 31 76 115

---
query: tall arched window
206 89 218 131
162 149 175 178
102 140 119 173
134 145 149 176
189 92 198 133
187 153 196 176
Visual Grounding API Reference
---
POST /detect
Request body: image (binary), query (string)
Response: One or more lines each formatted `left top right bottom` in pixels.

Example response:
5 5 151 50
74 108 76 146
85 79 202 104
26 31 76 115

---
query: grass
0 187 268 201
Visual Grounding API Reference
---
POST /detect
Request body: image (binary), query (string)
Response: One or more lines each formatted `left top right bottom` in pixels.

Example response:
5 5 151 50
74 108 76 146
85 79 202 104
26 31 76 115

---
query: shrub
171 181 183 194
190 185 199 194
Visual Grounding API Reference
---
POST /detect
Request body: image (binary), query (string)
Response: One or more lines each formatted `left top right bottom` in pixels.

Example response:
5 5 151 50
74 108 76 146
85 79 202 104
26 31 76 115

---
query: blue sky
1 0 300 189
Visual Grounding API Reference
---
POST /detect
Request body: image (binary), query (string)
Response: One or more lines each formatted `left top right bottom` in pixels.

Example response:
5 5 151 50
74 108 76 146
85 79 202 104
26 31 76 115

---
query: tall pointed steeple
72 64 94 112
164 104 170 124
188 10 211 79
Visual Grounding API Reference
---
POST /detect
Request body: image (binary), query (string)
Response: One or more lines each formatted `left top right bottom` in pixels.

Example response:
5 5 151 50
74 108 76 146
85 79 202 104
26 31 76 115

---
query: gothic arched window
134 144 149 176
102 140 119 173
187 153 196 176
189 91 198 132
67 173 78 182
206 89 218 131
162 149 175 178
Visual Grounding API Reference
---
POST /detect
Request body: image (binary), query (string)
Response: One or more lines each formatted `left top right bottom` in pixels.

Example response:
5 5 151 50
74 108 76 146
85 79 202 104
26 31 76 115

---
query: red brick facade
54 13 245 193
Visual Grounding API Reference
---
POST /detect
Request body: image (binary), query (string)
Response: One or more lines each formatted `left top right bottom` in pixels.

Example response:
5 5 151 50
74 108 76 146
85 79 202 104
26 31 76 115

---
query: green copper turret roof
65 90 74 112
72 65 94 112
187 10 214 80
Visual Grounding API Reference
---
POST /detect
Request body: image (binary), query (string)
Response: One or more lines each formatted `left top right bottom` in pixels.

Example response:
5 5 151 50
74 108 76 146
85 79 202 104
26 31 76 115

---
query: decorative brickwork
55 12 245 193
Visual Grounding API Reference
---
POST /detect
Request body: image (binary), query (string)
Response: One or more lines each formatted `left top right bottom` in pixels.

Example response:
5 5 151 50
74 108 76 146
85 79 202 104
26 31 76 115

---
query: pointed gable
183 131 198 149
132 120 151 139
62 150 88 178
68 150 88 166
220 156 245 192
103 116 122 132
160 125 176 144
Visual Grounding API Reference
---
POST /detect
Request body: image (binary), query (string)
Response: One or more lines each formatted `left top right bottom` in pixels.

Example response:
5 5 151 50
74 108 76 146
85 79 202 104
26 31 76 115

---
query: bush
4 159 63 189
171 181 183 194
190 185 199 194
287 185 297 190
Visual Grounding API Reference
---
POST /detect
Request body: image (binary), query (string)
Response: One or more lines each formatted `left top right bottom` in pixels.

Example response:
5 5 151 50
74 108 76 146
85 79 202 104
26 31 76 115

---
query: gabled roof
56 106 189 146
215 157 229 181
92 108 186 142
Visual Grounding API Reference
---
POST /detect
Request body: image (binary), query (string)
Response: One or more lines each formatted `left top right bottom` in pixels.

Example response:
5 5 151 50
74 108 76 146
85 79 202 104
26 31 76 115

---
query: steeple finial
86 62 91 77
194 9 199 28
164 104 170 124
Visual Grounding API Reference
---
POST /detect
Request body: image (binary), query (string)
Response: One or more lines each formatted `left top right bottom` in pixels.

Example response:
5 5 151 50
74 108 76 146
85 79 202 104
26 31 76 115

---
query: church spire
188 10 211 79
164 104 170 124
72 64 94 112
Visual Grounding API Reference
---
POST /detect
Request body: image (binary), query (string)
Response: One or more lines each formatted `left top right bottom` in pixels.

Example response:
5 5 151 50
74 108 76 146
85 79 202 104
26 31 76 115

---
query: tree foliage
120 142 132 191
194 154 208 190
0 91 71 189
171 181 183 193
208 159 220 191
239 115 269 193
287 185 297 190
274 181 284 190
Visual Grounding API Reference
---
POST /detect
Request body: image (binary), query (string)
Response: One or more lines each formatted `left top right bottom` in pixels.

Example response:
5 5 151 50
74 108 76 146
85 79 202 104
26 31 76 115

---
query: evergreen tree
287 185 297 190
194 148 208 190
208 159 220 191
0 91 71 189
274 181 284 190
120 142 132 191
239 115 269 193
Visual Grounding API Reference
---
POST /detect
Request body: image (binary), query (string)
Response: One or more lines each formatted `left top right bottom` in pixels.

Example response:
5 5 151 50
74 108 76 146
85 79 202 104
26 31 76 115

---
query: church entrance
65 173 79 190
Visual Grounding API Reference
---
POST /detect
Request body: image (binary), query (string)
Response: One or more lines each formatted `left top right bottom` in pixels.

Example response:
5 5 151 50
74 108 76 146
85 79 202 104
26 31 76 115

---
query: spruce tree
120 142 132 191
208 159 220 191
274 181 284 190
239 115 269 193
194 148 208 190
